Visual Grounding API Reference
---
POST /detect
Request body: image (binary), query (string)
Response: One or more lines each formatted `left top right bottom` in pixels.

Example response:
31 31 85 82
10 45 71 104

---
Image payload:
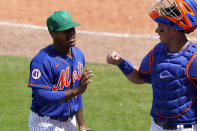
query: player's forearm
126 68 146 84
64 88 79 100
118 58 145 84
76 108 86 128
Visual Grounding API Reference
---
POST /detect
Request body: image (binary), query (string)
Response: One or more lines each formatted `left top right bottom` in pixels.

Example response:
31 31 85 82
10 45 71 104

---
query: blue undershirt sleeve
32 88 66 106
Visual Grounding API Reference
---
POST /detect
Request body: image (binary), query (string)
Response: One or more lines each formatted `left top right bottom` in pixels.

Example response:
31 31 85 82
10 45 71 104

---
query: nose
65 28 75 36
70 28 75 36
155 27 160 33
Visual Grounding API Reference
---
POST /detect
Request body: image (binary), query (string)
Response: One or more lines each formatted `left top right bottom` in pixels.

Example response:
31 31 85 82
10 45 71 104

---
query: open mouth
68 36 76 46
69 36 76 43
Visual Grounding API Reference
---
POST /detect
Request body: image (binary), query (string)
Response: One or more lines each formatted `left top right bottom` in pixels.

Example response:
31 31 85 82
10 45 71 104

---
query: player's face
54 28 76 47
155 23 173 44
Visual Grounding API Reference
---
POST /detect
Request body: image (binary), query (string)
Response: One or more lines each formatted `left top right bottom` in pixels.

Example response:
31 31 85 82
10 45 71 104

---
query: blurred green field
0 55 152 131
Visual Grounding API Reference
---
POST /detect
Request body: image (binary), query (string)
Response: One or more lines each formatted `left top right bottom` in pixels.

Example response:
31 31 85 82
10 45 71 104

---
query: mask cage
148 0 183 20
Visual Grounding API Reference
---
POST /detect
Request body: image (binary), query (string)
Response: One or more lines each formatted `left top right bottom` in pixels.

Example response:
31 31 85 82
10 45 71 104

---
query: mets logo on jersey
52 62 83 91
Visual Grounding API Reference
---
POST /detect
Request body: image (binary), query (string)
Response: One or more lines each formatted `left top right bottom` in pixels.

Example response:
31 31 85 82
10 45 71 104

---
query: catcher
107 0 197 130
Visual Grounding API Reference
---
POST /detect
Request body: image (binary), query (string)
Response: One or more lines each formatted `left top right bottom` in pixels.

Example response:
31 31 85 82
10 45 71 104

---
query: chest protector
145 42 197 123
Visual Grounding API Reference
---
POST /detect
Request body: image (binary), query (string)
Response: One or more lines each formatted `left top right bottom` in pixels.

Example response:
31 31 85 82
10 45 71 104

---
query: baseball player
107 0 197 130
28 10 93 131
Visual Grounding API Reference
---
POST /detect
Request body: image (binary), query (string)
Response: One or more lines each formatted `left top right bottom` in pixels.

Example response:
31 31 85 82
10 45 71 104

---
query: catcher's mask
148 0 197 33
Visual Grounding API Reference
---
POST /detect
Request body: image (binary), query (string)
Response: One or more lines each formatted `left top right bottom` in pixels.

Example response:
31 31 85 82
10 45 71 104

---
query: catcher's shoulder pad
140 43 165 74
140 49 153 74
187 52 197 78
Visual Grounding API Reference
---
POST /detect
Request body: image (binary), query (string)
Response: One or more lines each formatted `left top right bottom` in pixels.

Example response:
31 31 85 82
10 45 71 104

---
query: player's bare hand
106 51 122 65
74 69 94 95
80 126 92 131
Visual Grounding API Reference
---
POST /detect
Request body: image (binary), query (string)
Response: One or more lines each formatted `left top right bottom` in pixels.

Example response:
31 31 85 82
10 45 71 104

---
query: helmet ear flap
180 0 197 31
182 1 195 15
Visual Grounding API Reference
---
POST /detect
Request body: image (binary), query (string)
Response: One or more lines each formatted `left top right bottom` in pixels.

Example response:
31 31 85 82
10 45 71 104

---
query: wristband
118 58 134 76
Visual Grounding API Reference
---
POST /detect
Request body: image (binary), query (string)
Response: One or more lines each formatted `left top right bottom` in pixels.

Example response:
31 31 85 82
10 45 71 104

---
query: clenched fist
106 51 122 65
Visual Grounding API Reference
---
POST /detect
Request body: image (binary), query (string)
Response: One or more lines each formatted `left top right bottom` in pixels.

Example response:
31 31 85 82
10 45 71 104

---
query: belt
36 112 72 122
154 119 192 130
49 116 72 122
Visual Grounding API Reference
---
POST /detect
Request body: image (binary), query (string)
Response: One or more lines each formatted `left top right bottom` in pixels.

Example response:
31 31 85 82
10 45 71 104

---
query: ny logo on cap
61 14 69 21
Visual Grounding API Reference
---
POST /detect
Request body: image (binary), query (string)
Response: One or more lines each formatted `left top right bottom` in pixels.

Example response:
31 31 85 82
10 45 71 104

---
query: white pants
150 118 197 131
28 111 76 131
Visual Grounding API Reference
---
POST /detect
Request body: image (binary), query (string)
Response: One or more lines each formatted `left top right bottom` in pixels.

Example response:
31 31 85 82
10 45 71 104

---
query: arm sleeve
139 50 153 84
28 61 53 90
32 88 66 106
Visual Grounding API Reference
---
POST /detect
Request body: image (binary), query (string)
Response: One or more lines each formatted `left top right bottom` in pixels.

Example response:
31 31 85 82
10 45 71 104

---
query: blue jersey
28 45 85 117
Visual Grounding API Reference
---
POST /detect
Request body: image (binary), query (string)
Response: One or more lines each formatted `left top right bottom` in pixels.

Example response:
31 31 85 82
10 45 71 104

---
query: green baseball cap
47 10 80 32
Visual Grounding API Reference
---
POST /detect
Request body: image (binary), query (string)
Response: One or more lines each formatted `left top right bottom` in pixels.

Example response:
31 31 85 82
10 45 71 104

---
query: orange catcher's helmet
148 0 197 33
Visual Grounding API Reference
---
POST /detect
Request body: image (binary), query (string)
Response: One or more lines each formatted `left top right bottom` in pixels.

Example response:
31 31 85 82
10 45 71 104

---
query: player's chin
160 40 167 45
69 37 76 45
159 38 164 44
